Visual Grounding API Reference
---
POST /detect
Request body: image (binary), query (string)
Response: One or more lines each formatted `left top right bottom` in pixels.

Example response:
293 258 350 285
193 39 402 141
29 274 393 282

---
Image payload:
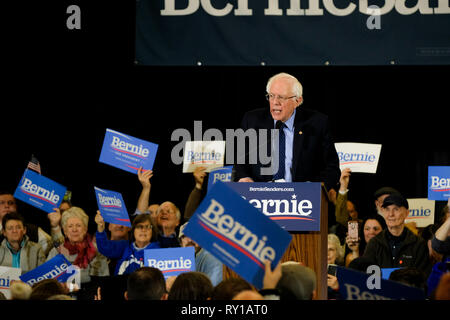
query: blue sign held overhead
99 129 159 174
144 247 195 279
13 169 66 213
428 166 450 201
94 187 131 227
226 182 321 232
183 181 292 289
207 166 233 192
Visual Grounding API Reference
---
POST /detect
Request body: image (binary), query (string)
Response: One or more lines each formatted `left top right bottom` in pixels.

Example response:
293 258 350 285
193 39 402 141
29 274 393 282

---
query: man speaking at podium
232 72 340 191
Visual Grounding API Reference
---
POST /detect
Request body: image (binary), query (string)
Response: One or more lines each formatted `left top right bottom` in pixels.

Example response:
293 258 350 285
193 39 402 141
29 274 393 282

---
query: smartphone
348 221 358 241
328 264 337 276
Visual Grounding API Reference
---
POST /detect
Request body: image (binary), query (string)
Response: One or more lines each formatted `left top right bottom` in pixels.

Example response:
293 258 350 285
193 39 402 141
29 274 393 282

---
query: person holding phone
344 215 386 267
327 234 344 298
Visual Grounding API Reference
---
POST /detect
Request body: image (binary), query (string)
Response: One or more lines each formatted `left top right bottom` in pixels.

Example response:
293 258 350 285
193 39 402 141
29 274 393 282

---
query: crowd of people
0 164 449 301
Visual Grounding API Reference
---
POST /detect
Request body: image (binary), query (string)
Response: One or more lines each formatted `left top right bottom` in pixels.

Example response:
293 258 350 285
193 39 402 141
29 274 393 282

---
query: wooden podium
223 183 329 300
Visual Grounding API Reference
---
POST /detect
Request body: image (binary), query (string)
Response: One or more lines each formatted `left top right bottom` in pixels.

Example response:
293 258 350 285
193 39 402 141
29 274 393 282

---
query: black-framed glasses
265 93 297 102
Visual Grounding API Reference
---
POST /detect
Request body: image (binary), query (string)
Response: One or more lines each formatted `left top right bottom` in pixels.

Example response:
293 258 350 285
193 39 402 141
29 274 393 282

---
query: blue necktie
273 120 285 180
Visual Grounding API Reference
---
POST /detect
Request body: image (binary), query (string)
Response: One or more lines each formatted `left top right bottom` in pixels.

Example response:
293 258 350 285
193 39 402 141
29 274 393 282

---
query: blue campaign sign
20 254 76 286
182 181 292 289
144 247 195 279
381 268 400 280
99 128 159 174
226 182 321 232
428 166 450 200
13 169 66 213
337 266 425 300
94 187 131 227
207 166 233 192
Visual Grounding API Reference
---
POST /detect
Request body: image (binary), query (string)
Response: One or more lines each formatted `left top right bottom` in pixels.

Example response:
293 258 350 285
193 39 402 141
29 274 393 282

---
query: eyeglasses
265 93 297 102
135 224 152 231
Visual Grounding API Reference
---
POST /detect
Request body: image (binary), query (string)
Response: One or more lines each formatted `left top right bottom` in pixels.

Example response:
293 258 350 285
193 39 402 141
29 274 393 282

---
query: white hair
266 72 303 97
328 233 345 264
61 206 89 230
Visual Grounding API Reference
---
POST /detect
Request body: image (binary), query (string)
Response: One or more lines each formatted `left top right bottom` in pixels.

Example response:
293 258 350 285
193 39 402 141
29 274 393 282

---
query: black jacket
232 107 340 190
363 228 432 276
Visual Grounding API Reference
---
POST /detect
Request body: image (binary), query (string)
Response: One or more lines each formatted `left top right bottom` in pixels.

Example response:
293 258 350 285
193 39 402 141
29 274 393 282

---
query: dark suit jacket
232 107 340 190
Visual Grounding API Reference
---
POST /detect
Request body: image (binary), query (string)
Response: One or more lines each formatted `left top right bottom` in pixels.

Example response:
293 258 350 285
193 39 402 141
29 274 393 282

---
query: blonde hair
266 72 303 98
10 281 32 300
61 206 89 230
328 233 345 265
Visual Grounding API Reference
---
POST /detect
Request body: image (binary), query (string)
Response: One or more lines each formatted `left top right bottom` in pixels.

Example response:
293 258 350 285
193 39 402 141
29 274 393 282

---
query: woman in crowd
47 207 109 284
344 215 386 266
95 211 160 275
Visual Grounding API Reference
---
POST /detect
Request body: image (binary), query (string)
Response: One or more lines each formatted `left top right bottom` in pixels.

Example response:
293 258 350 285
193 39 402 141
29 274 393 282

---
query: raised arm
136 167 154 213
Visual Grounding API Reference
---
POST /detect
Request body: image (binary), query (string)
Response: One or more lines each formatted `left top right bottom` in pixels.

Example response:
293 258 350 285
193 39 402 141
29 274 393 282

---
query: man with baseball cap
363 194 432 276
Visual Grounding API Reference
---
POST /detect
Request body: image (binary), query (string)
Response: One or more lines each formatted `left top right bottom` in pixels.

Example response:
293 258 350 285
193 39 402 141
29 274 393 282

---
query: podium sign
226 182 321 232
223 182 329 299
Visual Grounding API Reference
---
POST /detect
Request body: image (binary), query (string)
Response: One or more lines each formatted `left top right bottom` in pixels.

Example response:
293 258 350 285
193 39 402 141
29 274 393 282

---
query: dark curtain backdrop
2 1 449 234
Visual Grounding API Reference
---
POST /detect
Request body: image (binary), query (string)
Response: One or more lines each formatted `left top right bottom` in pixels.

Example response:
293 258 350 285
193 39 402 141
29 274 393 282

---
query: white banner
0 266 22 299
406 198 435 228
335 142 382 174
183 141 225 173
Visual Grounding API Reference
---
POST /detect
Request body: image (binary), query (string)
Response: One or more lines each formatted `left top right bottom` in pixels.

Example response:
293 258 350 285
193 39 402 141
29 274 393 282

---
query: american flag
27 154 41 174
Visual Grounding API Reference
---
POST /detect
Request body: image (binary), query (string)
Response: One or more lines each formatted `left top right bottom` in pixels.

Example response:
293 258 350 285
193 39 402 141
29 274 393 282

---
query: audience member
95 211 160 275
156 201 181 248
427 257 450 298
178 222 223 286
345 215 385 266
124 267 168 300
211 278 254 300
388 267 428 293
0 191 52 255
331 169 354 240
328 233 344 266
104 222 131 275
47 294 74 300
135 167 155 216
0 212 46 273
9 281 32 300
183 166 207 221
47 207 109 284
274 261 317 300
167 271 213 300
134 168 181 248
434 272 450 300
373 187 401 216
363 194 431 275
29 278 68 300
232 290 264 300
134 168 160 226
431 200 450 260
347 256 378 273
59 199 72 213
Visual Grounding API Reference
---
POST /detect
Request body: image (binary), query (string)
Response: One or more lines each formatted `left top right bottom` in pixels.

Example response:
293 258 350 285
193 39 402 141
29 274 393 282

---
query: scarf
63 234 97 269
